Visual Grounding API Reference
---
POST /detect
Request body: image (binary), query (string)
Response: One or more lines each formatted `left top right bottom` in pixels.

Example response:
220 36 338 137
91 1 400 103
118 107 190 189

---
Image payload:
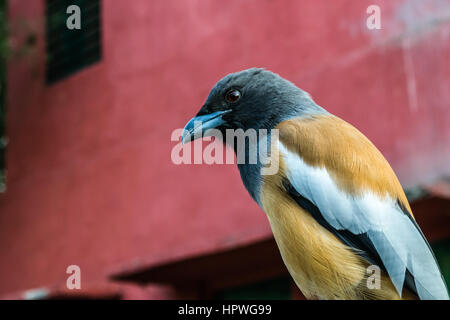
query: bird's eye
225 89 241 103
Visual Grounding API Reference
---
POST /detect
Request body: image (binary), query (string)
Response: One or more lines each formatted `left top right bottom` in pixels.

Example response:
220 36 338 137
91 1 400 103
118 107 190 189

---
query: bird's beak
181 110 231 144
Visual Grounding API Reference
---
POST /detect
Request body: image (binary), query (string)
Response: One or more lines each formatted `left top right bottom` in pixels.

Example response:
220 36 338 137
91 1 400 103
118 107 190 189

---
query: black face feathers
198 68 326 132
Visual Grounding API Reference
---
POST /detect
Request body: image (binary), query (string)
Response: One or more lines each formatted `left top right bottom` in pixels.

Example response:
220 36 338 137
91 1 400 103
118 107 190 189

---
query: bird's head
181 68 323 144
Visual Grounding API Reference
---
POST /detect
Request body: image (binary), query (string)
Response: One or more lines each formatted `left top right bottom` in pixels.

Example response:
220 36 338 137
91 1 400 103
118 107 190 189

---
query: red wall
1 0 450 296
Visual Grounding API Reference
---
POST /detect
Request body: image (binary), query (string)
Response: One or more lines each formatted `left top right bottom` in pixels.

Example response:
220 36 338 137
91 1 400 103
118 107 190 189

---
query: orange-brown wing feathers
277 114 411 213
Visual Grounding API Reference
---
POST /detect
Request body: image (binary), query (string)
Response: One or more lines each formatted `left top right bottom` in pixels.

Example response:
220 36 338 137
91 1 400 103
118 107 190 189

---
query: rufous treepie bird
181 68 449 300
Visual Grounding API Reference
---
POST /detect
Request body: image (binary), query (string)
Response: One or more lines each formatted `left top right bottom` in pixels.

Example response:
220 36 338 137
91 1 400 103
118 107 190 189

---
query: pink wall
1 0 450 296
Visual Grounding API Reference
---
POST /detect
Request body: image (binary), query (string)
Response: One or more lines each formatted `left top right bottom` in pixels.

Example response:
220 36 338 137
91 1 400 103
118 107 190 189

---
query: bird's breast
259 152 369 299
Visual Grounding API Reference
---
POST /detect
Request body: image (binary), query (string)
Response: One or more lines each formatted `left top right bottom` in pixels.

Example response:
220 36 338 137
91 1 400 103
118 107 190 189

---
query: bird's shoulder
275 114 412 215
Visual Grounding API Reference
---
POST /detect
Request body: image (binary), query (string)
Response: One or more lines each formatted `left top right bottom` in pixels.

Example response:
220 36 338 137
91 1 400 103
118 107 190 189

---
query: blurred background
0 0 449 300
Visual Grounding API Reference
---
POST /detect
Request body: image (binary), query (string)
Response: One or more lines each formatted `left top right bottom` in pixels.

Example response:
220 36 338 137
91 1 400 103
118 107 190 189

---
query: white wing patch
279 142 449 300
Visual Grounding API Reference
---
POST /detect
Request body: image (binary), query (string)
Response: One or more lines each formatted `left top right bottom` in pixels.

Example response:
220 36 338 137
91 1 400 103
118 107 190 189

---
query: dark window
45 0 101 84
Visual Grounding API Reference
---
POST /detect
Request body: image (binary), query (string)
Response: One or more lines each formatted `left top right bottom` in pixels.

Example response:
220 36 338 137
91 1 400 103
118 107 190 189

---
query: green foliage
0 0 7 191
432 239 450 290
